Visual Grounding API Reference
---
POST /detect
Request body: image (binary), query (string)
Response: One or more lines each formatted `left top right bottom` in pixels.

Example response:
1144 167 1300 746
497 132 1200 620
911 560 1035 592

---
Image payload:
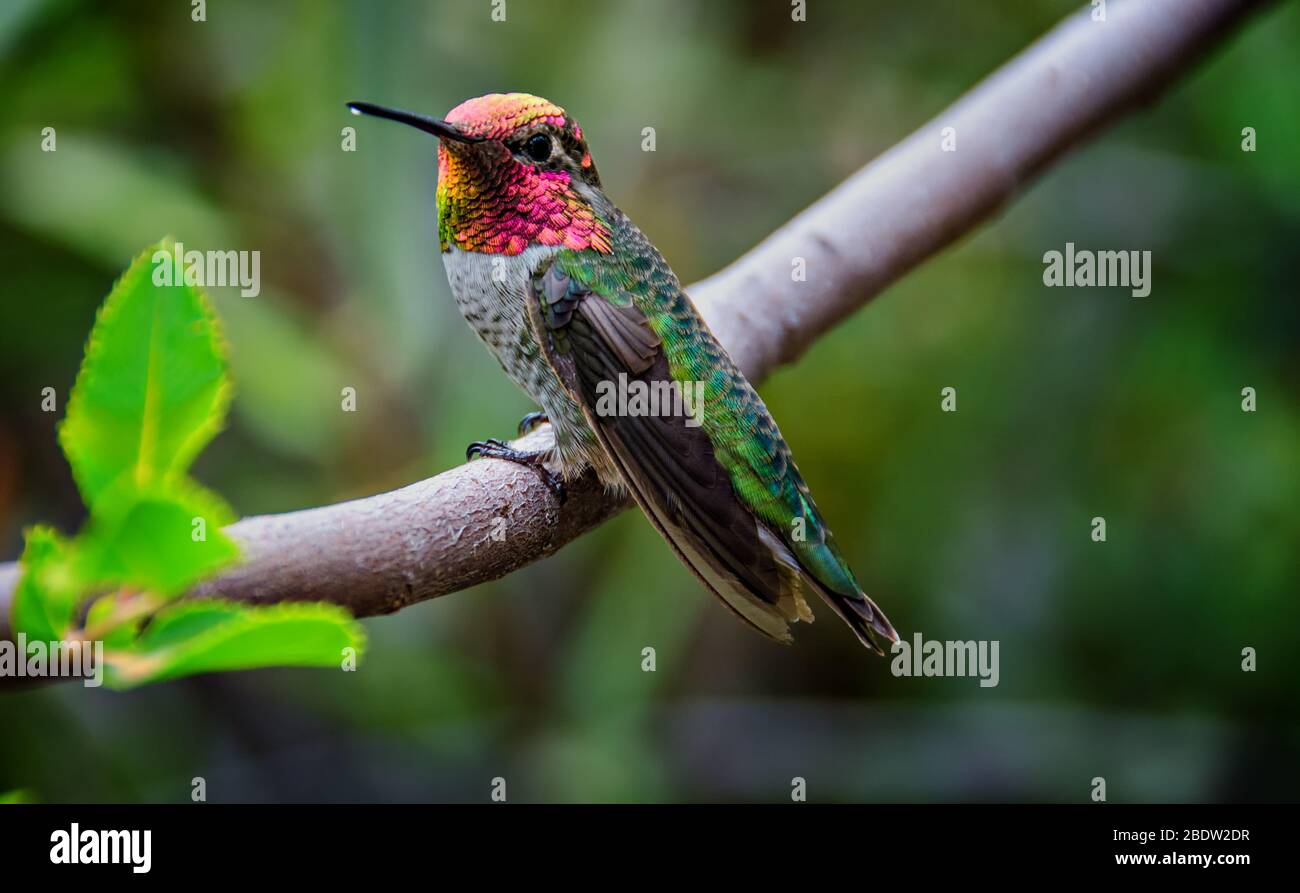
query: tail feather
815 583 898 656
758 520 897 654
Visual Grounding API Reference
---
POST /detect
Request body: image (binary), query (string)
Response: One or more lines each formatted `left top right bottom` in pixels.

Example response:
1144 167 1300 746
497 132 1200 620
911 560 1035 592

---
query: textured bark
187 426 630 618
0 0 1272 642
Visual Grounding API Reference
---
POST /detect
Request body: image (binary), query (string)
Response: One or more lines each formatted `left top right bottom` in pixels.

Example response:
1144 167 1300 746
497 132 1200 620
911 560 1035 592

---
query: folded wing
527 257 897 653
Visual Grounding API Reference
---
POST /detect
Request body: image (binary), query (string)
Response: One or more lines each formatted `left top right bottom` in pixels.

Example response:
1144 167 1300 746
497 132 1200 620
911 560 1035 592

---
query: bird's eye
524 134 552 163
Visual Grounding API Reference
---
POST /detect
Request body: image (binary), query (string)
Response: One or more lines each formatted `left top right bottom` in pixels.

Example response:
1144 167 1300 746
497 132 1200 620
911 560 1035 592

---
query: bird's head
348 92 610 256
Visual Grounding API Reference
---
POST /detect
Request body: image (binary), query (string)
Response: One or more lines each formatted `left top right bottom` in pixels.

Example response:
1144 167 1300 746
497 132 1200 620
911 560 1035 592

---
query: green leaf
82 592 144 649
9 526 78 641
0 789 37 805
74 479 238 598
104 600 366 689
13 241 368 691
58 238 231 508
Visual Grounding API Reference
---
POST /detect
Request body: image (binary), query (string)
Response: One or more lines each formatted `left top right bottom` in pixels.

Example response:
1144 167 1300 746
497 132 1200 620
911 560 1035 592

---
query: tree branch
0 0 1271 641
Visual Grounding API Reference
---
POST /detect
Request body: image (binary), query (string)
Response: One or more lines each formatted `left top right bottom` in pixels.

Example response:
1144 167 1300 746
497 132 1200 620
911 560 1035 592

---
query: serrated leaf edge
105 598 366 688
57 237 234 506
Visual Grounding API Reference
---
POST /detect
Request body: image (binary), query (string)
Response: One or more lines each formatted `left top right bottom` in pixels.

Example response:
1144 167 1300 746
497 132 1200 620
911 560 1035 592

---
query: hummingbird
348 93 897 653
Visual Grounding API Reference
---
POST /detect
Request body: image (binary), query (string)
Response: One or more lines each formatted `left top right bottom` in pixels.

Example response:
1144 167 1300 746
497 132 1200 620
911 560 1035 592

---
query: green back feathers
553 213 861 602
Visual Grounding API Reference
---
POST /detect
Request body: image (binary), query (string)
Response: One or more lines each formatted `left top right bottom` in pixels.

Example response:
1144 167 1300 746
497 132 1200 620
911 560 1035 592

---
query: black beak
346 101 485 143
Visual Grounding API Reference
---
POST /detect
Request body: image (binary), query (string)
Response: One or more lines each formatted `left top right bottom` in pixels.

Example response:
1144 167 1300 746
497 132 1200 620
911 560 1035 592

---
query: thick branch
0 0 1271 640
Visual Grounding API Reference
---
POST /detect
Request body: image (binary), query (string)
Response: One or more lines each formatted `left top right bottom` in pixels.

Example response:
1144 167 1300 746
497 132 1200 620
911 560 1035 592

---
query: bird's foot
466 438 567 504
516 411 550 437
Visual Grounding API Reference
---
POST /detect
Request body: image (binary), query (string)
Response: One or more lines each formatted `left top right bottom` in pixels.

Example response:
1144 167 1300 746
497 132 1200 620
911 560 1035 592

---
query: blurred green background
1 0 1297 803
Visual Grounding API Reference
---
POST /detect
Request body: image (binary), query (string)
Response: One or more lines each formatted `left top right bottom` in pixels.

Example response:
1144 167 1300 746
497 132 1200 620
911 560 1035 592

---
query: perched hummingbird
348 93 897 653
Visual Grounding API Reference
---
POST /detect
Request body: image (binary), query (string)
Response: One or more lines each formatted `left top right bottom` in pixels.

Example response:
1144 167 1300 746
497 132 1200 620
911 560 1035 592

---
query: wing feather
527 259 894 652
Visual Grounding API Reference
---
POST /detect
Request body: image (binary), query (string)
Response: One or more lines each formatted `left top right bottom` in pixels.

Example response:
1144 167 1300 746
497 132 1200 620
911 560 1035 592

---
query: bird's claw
465 438 567 505
517 411 550 437
465 438 509 461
